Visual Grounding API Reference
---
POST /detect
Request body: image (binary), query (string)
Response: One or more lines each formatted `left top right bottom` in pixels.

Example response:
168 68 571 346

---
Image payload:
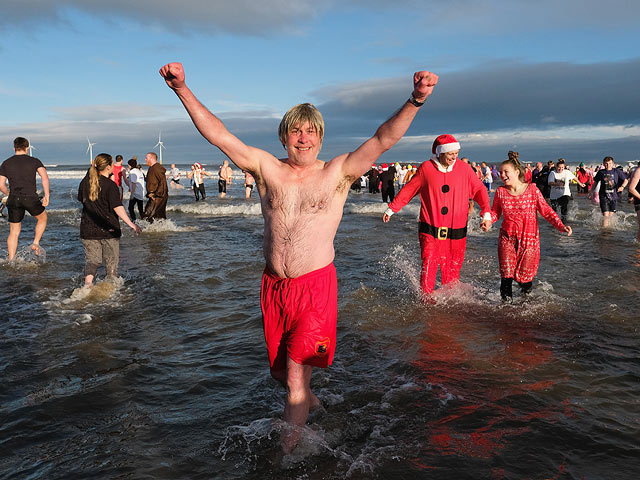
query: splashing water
138 218 199 232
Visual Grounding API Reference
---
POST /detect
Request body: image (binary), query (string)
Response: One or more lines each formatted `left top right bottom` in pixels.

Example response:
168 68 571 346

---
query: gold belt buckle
437 226 448 240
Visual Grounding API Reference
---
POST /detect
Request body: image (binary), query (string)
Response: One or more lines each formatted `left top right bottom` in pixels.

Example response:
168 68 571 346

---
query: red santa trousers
419 233 467 294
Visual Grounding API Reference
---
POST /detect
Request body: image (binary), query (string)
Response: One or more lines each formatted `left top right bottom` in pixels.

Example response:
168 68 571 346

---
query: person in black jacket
367 165 380 193
78 153 141 287
379 163 396 203
535 160 554 202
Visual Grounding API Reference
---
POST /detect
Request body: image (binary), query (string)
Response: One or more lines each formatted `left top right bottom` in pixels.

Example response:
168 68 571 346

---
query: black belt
419 222 467 240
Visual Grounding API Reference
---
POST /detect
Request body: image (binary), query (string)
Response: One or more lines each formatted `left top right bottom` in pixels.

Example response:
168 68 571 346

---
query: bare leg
31 211 47 254
281 357 319 453
84 274 95 287
7 222 21 261
603 211 613 228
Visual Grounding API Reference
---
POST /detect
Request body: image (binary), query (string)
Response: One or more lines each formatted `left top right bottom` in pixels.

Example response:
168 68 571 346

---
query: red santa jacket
388 158 491 229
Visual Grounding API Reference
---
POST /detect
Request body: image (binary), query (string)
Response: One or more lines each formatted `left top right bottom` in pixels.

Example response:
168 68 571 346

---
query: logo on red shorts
315 338 330 356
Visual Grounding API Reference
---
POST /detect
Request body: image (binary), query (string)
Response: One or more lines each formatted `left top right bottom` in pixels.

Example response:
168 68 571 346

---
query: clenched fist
159 62 186 90
412 71 439 103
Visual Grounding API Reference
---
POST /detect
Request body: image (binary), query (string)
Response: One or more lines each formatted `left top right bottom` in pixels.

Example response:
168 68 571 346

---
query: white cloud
0 0 326 35
2 1 639 36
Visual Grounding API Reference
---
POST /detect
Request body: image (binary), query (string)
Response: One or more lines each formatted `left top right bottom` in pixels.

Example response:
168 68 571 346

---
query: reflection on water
1 172 639 479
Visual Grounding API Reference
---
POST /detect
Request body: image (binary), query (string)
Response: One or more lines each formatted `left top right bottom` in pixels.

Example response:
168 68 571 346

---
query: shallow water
1 166 639 479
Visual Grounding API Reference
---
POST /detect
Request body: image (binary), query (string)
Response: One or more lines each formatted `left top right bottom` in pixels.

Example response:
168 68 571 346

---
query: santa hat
432 134 461 156
193 162 202 169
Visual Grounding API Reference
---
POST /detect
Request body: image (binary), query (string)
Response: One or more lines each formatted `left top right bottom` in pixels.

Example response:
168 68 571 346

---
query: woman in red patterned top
482 158 572 301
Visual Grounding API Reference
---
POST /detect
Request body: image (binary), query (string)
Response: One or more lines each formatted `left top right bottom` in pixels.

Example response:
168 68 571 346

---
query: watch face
410 95 424 107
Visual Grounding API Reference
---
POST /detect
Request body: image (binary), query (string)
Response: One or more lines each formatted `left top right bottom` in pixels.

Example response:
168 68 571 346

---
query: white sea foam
74 313 93 324
46 170 90 180
139 218 199 232
167 202 262 216
45 208 79 215
65 277 123 305
345 202 420 217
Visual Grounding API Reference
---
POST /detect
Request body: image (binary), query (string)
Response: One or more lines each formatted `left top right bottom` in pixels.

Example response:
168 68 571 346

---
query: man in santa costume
382 134 492 295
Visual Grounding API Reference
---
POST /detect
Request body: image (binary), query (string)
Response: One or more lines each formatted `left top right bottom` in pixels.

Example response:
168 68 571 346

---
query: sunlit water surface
1 166 639 479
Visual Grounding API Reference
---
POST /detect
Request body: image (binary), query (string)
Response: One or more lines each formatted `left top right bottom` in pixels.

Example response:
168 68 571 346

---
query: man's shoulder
1 155 21 166
1 154 42 170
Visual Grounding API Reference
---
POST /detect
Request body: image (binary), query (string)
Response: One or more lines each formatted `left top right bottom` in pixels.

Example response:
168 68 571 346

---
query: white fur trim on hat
435 142 461 155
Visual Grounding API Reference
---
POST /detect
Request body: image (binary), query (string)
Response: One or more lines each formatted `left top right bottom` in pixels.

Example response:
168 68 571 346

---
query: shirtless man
159 61 438 451
243 170 255 199
168 163 182 189
218 159 233 198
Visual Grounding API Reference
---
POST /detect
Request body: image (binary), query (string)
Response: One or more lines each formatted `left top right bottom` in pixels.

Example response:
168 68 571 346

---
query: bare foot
31 244 41 256
281 423 303 454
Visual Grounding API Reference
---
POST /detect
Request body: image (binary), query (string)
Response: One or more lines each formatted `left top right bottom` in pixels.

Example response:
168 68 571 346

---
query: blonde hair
278 103 324 146
500 156 526 183
89 153 113 202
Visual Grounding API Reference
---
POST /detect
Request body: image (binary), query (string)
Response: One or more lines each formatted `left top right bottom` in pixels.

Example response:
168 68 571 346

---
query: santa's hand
382 213 391 223
565 226 573 236
480 219 491 232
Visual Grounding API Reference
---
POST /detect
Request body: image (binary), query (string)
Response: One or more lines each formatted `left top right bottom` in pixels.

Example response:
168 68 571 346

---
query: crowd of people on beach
2 60 640 454
165 159 256 201
355 153 639 238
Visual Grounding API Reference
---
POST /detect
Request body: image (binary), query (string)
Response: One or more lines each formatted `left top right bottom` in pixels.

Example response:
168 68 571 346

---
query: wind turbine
86 137 96 164
154 132 166 164
27 140 36 157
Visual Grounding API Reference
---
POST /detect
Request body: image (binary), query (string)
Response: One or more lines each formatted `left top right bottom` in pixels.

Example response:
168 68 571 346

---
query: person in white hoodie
126 157 146 221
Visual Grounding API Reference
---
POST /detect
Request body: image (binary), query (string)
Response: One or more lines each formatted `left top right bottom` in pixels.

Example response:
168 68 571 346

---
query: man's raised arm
159 62 267 173
341 71 438 178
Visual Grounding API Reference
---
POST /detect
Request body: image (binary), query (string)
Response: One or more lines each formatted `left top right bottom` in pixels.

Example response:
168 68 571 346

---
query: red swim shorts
261 263 337 372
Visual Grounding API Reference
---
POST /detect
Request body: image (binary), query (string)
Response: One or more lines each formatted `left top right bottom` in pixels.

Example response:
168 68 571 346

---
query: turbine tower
86 137 96 164
154 132 166 164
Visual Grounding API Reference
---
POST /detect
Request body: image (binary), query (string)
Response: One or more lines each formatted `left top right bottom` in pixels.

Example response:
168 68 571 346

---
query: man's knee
285 361 312 395
8 222 22 238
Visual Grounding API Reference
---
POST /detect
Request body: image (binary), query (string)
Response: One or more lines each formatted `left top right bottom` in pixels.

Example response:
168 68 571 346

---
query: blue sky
1 0 639 166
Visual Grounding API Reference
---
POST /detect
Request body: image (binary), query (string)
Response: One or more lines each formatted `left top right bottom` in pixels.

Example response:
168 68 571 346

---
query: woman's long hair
89 153 113 202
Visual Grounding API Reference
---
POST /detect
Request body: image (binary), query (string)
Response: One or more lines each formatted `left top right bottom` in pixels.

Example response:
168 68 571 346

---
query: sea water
1 165 639 479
